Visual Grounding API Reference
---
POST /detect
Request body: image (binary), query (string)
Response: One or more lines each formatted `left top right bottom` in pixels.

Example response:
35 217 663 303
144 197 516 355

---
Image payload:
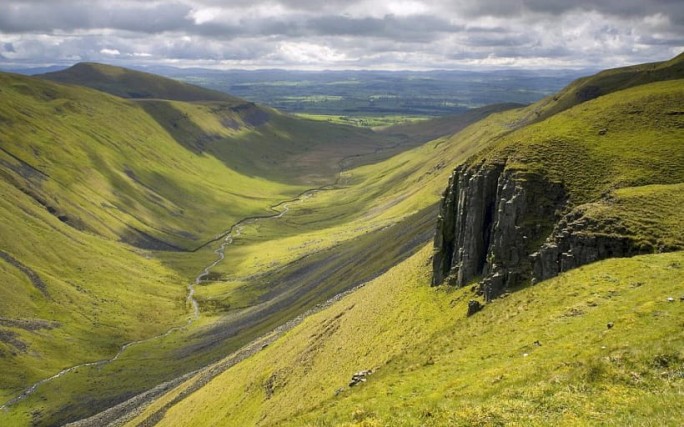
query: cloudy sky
1 0 682 70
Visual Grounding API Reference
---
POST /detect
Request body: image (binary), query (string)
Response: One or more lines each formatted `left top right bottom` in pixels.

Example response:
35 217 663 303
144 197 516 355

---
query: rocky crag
431 162 658 300
432 162 564 300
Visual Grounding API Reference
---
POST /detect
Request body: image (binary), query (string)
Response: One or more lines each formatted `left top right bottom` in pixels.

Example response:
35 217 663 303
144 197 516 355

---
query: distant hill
40 62 242 102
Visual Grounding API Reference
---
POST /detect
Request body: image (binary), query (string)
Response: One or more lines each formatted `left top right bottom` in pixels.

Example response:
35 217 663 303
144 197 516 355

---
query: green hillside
127 246 684 427
476 78 684 250
0 71 387 250
40 62 241 102
524 52 684 123
0 69 402 425
0 65 518 425
1 54 682 427
105 58 683 426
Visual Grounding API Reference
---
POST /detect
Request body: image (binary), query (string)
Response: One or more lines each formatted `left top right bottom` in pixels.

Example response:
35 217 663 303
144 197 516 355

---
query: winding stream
0 161 349 411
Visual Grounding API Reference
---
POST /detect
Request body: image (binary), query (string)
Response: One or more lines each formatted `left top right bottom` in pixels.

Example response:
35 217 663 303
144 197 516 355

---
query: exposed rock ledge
531 209 650 283
432 161 659 300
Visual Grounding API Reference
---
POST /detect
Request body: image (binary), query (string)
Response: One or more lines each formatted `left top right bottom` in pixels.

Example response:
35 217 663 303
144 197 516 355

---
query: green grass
0 72 308 250
567 183 684 251
0 181 188 421
0 64 514 425
132 246 684 426
0 70 418 425
522 51 684 124
464 79 684 252
118 59 684 427
295 114 429 129
200 103 521 288
41 62 242 102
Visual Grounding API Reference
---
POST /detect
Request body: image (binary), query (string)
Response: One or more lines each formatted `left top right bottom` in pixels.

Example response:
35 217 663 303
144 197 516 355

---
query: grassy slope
0 70 404 425
124 60 684 426
0 180 188 406
132 246 684 426
0 64 521 425
189 103 524 316
521 52 684 124
471 79 684 250
40 62 392 186
1 72 388 251
0 72 298 249
5 57 682 425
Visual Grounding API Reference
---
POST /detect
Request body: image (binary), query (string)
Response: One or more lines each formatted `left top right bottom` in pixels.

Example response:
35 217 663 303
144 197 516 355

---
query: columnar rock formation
432 162 566 300
432 161 663 300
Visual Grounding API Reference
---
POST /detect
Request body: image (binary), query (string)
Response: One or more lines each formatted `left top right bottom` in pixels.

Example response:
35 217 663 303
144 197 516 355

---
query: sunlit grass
136 247 684 427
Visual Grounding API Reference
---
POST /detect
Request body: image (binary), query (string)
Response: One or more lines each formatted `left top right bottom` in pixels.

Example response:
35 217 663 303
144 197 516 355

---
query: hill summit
41 62 241 102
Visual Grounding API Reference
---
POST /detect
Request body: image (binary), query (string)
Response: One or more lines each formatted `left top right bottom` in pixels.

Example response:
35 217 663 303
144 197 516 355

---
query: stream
0 161 350 411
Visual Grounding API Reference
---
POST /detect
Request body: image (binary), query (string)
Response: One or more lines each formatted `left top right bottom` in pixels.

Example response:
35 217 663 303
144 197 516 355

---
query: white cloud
100 48 121 55
386 1 430 16
277 41 347 64
188 8 221 25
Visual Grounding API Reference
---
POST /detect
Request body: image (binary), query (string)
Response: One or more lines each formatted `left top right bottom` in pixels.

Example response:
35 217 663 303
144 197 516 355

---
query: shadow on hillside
176 203 438 358
139 100 220 155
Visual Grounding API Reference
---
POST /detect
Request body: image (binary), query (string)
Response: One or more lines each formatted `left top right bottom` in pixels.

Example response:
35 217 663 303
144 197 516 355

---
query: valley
0 52 682 427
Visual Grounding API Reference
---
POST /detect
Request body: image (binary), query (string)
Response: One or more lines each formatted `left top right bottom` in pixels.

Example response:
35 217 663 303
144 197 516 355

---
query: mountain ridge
40 62 242 103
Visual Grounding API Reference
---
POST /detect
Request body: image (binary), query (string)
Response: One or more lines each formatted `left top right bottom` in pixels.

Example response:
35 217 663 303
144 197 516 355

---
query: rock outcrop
432 162 566 300
432 161 667 300
531 209 648 282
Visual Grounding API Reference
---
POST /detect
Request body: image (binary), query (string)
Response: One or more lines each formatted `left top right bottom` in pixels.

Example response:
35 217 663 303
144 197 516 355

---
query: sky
0 0 683 70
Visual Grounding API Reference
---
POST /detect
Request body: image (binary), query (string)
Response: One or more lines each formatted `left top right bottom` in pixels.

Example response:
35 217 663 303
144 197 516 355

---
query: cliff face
432 162 667 299
432 162 566 300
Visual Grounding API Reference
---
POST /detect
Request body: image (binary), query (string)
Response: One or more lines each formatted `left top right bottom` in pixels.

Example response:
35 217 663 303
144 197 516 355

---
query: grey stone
432 163 565 299
467 300 483 316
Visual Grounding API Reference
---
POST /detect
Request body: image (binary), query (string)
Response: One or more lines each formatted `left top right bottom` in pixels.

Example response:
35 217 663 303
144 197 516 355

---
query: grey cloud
451 0 684 25
307 15 462 41
0 0 681 69
0 1 192 33
187 14 461 42
462 33 535 48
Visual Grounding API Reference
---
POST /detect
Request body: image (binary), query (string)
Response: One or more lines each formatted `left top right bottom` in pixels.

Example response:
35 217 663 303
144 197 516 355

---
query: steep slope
1 71 386 251
0 65 524 425
16 88 522 427
0 69 405 425
92 55 684 427
433 78 684 299
123 246 684 427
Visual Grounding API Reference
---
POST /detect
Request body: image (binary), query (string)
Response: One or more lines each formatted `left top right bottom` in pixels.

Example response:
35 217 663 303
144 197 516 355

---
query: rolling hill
68 54 684 427
40 62 241 103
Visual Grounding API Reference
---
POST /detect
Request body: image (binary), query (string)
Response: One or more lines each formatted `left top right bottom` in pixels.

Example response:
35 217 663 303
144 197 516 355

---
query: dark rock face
531 211 647 283
432 161 664 300
432 162 566 300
